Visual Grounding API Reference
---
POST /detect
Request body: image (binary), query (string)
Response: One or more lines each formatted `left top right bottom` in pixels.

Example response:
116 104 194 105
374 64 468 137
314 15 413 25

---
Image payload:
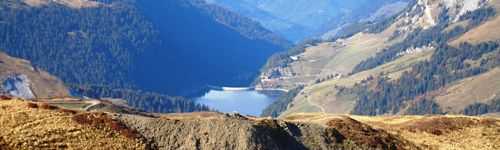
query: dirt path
306 94 326 113
83 100 101 111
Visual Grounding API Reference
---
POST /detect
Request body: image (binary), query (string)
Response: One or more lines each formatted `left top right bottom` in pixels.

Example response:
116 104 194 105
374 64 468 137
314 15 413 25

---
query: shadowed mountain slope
0 0 288 97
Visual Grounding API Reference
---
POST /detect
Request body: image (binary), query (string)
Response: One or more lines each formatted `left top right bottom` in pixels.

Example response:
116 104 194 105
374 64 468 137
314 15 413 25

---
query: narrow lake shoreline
196 88 284 116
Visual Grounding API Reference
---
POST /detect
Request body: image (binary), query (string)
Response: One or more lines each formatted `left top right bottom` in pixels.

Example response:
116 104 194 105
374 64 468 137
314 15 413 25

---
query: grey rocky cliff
1 74 35 99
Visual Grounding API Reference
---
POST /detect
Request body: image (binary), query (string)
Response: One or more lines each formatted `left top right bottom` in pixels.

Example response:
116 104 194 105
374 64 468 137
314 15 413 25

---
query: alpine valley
0 0 499 149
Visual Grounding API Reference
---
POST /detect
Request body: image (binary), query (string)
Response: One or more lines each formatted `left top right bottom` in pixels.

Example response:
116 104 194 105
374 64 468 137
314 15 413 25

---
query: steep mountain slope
258 0 500 117
451 1 500 45
0 0 288 97
434 68 500 113
0 52 69 99
133 0 288 96
0 51 209 113
207 0 409 41
1 97 498 149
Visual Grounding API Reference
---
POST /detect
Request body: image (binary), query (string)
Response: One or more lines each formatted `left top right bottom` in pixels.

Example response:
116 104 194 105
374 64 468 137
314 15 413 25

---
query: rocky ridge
1 97 498 149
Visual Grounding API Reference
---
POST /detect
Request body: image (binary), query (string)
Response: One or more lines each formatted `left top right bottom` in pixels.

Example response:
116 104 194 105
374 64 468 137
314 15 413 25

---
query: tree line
72 85 211 113
347 42 500 115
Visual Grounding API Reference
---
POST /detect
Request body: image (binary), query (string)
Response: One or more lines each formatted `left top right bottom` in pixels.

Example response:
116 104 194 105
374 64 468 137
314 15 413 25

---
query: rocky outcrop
118 112 418 150
1 74 35 99
397 0 486 32
1 97 497 150
0 52 69 98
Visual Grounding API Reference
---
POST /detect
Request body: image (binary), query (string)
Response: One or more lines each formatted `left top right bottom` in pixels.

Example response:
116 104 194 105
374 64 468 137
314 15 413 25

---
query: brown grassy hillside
352 115 500 150
119 112 419 150
0 99 145 149
435 68 500 113
284 113 500 150
451 0 500 45
1 97 498 150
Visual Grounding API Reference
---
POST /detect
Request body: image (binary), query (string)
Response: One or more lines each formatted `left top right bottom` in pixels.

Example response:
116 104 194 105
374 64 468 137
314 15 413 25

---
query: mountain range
206 0 410 41
259 0 500 117
0 0 499 149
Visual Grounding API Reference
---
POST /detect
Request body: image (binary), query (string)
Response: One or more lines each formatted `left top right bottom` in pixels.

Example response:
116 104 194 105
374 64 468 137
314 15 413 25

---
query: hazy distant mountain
206 0 409 41
133 0 290 95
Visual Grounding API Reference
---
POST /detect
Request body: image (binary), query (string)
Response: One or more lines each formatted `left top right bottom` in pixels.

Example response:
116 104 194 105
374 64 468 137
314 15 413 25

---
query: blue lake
196 90 281 116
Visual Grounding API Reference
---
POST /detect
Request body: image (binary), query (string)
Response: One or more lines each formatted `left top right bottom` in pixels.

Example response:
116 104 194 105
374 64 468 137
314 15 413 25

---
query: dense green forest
72 85 211 113
0 0 286 96
133 0 285 96
0 0 288 113
188 0 290 47
463 98 500 115
0 0 158 88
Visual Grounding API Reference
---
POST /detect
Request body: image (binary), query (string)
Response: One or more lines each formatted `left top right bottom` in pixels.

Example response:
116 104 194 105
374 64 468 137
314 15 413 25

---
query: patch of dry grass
400 126 499 150
326 117 418 150
353 115 500 150
435 68 500 113
286 114 500 150
282 48 435 116
73 112 143 139
451 15 500 45
451 0 500 46
0 99 145 149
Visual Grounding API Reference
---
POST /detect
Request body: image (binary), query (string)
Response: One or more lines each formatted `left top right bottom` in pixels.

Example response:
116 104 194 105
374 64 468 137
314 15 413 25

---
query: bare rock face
398 0 486 31
118 112 418 150
0 52 69 98
1 74 35 99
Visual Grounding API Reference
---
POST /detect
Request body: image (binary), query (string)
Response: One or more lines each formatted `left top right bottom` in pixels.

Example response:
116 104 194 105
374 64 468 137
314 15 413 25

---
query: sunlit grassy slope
0 99 145 149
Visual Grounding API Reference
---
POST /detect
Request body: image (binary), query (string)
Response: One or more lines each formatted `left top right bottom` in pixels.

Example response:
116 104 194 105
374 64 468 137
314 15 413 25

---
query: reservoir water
196 89 282 116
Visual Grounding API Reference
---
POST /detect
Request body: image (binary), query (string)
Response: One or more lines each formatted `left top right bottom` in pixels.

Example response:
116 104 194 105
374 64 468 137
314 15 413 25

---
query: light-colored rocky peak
441 0 487 21
398 0 487 31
